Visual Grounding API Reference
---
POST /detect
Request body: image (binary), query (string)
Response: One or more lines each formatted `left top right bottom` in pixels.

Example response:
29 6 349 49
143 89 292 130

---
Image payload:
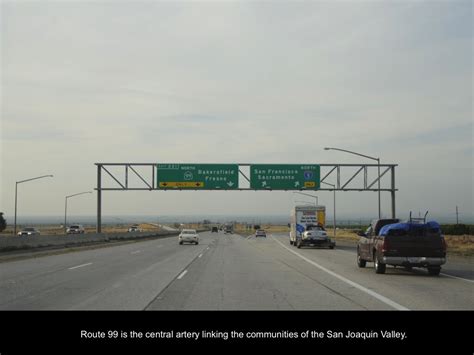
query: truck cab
357 219 399 262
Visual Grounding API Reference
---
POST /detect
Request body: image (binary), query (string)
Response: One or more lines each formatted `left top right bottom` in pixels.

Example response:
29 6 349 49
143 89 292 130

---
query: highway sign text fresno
157 164 238 189
250 164 320 190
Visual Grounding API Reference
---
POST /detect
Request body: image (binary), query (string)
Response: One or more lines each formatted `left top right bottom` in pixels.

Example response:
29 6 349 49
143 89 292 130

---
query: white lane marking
247 235 253 240
206 247 210 250
440 273 474 283
131 250 141 255
272 236 409 311
177 270 188 279
68 262 93 270
198 253 203 258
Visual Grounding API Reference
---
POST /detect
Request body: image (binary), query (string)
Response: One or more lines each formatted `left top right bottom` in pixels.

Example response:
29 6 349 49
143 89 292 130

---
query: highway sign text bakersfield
157 164 239 190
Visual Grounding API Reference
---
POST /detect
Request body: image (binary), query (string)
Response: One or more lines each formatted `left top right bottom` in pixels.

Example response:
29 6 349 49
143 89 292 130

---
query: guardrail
0 231 173 252
0 228 210 253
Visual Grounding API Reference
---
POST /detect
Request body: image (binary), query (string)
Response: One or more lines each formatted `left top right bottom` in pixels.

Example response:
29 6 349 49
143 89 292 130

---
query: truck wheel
428 267 441 276
329 245 334 249
290 240 293 246
374 253 386 274
357 249 367 268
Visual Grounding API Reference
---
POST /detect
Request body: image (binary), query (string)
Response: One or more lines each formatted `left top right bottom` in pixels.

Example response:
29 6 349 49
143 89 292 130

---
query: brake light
441 238 447 252
382 239 390 253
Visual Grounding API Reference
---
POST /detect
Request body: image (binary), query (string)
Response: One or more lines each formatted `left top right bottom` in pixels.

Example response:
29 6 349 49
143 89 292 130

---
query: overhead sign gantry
95 162 397 232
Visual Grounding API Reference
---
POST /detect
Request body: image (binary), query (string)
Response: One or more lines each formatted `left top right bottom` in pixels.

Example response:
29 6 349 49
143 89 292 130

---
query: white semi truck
289 205 335 249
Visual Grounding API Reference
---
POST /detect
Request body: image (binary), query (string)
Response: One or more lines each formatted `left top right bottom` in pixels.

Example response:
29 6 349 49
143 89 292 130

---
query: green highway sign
250 164 320 190
157 164 239 190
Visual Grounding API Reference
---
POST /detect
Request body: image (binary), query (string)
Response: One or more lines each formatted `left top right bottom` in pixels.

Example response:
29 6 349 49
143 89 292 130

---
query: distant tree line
440 224 474 235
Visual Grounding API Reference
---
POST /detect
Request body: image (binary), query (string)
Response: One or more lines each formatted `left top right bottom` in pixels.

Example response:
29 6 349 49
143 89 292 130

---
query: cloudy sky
1 0 472 223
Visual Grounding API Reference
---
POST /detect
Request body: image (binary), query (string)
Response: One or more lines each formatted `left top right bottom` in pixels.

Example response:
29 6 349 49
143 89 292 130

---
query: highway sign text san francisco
250 164 320 190
157 164 239 189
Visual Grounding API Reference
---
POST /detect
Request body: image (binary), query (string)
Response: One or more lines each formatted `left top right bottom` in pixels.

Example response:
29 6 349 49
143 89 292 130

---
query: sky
1 0 472 224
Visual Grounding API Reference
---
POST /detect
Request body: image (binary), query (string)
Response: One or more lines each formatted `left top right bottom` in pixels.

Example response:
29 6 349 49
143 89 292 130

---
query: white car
179 229 199 245
299 224 335 249
128 225 142 232
66 225 85 234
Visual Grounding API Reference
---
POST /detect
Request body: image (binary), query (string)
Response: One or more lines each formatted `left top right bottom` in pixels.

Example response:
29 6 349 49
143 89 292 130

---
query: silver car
66 225 85 234
179 229 199 245
18 227 40 236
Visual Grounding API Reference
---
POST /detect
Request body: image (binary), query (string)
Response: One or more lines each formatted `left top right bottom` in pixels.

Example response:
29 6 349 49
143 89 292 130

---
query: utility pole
456 206 459 225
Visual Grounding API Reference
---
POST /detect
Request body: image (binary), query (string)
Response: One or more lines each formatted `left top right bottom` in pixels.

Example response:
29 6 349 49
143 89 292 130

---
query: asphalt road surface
0 232 472 310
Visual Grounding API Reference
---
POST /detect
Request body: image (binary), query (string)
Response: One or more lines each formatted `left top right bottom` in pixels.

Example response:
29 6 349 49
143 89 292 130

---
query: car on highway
18 227 40 236
357 217 447 275
179 229 199 245
128 225 142 232
296 224 335 249
66 225 85 234
211 227 218 233
255 229 266 238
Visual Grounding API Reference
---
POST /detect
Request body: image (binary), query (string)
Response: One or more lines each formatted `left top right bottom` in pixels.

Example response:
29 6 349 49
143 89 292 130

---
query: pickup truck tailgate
384 234 445 257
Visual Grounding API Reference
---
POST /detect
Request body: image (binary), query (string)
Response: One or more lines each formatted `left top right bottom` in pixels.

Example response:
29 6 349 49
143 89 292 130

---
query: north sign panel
250 164 320 190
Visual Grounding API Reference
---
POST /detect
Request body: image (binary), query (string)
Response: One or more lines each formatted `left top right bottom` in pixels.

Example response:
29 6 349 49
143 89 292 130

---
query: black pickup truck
356 218 447 275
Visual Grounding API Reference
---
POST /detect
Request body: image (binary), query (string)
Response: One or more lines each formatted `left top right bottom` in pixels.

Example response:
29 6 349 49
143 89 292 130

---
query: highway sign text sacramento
250 164 320 190
157 164 239 189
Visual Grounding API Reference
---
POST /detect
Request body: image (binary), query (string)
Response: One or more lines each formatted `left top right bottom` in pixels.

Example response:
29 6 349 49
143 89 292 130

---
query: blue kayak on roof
379 221 441 236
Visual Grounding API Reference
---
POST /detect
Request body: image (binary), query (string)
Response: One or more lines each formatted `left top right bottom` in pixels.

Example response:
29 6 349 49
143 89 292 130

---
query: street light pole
321 181 336 240
64 191 92 233
293 192 318 206
14 175 53 235
324 147 381 219
377 157 381 221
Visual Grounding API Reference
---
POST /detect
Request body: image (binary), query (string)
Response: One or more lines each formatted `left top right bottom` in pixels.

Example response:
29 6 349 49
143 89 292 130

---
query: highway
0 232 472 310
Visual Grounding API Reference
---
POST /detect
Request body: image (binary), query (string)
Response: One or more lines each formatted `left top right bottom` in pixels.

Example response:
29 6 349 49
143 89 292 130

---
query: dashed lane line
68 262 93 270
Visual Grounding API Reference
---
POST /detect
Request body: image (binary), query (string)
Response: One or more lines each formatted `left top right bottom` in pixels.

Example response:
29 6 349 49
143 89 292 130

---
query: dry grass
444 235 474 257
